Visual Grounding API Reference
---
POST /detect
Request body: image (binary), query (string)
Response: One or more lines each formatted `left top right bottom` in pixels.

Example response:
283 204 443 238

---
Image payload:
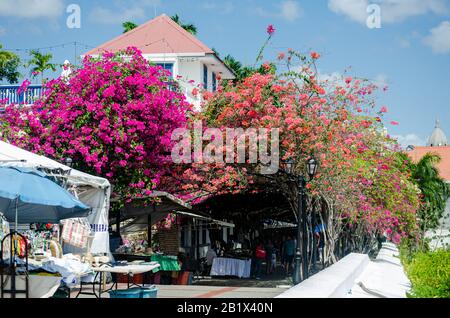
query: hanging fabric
61 218 90 248
0 214 10 259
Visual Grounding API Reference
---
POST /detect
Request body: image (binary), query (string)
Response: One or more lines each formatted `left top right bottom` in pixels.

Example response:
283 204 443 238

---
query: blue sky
1 0 450 146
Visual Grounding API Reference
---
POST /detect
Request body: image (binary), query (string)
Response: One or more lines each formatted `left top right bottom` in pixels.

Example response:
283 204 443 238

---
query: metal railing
0 85 44 106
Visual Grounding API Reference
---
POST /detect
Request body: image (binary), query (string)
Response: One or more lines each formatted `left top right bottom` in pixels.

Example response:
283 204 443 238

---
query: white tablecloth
93 263 160 274
2 275 61 298
210 257 252 278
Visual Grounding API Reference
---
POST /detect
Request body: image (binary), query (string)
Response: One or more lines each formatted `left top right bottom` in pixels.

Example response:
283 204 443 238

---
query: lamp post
283 157 318 285
65 157 73 167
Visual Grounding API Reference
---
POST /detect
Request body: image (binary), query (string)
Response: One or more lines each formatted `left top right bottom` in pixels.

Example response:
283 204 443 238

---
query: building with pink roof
85 14 235 109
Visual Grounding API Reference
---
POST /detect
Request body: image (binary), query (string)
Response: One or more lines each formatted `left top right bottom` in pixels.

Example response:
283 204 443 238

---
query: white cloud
0 0 64 18
318 71 344 84
90 0 161 25
424 21 450 54
90 7 146 25
200 1 235 14
328 0 368 24
398 38 411 48
328 0 450 25
255 0 303 22
374 73 389 87
392 133 426 147
280 0 302 22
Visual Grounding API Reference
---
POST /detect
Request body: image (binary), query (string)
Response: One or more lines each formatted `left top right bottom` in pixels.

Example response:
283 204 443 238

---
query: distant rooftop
85 14 215 56
427 119 448 147
407 146 450 181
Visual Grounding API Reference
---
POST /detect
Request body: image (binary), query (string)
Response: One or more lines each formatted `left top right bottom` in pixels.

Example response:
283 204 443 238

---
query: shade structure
0 166 91 224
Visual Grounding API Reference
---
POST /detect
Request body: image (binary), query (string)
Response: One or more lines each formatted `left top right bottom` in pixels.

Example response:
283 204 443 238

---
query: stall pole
195 220 200 260
148 205 154 246
116 210 121 236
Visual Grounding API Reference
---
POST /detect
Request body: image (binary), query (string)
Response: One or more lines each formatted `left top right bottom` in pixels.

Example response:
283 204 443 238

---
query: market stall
0 140 111 255
0 166 95 298
0 141 112 298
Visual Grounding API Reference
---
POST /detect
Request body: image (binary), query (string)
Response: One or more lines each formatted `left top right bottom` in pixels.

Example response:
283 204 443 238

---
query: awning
120 210 234 234
263 220 296 229
174 210 235 228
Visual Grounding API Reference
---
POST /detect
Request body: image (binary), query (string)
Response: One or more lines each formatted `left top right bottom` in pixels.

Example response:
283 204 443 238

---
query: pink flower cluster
1 47 191 200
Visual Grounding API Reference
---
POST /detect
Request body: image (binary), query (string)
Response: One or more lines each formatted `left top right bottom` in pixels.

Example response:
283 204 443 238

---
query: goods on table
151 254 180 272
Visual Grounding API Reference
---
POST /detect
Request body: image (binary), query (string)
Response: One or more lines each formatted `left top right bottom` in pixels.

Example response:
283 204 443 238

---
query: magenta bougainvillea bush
1 47 191 201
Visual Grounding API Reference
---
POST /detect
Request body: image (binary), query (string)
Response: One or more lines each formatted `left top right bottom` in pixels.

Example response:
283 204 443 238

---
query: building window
156 63 174 77
203 64 208 90
212 73 217 92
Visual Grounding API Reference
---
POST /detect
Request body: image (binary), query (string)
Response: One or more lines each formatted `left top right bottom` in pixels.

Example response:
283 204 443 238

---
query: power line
3 41 97 53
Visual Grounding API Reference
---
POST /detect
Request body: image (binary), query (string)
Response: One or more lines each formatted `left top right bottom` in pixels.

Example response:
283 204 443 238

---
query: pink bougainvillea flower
390 121 399 125
17 79 31 94
266 24 275 36
380 106 388 113
277 52 285 60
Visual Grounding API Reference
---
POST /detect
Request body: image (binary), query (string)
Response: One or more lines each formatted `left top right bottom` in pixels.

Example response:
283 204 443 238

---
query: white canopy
0 140 111 254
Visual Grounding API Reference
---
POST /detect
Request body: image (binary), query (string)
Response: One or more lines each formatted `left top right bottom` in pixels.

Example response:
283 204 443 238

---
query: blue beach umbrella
0 166 91 226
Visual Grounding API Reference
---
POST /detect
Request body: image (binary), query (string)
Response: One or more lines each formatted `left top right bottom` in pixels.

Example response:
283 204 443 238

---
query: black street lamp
283 156 319 285
65 157 73 168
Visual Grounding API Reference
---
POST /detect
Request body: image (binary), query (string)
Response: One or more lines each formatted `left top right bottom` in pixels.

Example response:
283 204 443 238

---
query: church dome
428 120 448 147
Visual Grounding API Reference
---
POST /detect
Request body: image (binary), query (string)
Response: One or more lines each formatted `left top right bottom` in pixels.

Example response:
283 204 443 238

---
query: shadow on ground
192 266 294 288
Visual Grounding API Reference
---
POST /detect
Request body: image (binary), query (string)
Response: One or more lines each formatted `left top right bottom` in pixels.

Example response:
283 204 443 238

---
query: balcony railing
0 85 44 106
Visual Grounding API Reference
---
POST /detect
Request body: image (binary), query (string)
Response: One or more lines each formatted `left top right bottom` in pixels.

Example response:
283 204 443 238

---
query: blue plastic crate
141 287 158 298
108 288 142 298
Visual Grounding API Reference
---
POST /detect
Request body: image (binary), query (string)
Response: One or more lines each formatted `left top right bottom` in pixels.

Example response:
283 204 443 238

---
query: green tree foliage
223 54 275 82
407 153 450 231
405 249 450 298
170 14 197 35
0 44 21 84
27 50 57 84
122 21 138 33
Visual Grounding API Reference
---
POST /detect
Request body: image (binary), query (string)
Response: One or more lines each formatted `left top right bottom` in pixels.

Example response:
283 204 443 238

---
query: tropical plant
27 50 57 84
408 153 450 232
404 248 450 298
223 54 275 82
122 21 138 33
170 14 197 35
0 44 21 84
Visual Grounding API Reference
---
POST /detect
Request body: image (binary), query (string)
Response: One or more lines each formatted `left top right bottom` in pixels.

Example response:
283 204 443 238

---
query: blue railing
0 85 44 106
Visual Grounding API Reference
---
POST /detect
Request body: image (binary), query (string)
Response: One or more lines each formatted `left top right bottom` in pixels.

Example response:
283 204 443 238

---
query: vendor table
76 263 160 298
210 257 252 278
